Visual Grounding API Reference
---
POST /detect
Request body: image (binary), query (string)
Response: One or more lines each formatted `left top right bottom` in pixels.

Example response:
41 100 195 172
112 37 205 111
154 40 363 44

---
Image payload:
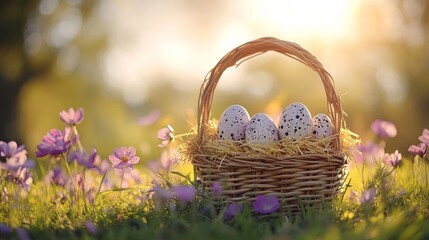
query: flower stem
63 154 77 192
425 161 428 189
72 125 84 153
120 165 125 188
97 172 107 194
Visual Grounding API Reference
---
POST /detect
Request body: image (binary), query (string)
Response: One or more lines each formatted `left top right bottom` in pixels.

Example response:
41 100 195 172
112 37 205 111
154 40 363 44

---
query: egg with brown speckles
245 113 279 144
312 113 333 139
217 105 250 141
278 102 313 141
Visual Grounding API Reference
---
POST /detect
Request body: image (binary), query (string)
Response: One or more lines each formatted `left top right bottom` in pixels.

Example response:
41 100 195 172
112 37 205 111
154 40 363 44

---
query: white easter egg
217 105 250 141
312 113 333 139
245 113 279 144
278 102 313 141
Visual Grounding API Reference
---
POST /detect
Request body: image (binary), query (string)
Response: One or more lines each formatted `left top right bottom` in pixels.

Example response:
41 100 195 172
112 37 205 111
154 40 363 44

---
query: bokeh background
1 0 428 161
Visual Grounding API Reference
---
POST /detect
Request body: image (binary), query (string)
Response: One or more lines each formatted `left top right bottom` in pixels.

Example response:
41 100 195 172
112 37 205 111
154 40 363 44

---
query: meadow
1 107 429 240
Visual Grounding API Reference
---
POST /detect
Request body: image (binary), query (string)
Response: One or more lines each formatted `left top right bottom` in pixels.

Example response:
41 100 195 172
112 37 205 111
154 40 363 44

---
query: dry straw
182 37 358 214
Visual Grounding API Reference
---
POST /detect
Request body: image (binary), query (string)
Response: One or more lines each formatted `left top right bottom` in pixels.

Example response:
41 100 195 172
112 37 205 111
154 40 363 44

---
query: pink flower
349 190 359 202
115 169 143 188
382 150 402 167
353 142 385 165
253 195 280 214
359 188 376 205
160 150 179 172
418 129 429 144
36 127 77 157
371 119 397 138
137 109 161 126
173 185 196 203
224 202 243 220
108 146 140 170
59 107 84 125
157 125 174 147
408 143 427 157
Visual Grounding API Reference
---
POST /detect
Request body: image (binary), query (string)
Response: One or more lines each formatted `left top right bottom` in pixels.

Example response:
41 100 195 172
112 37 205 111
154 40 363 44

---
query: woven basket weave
193 37 346 213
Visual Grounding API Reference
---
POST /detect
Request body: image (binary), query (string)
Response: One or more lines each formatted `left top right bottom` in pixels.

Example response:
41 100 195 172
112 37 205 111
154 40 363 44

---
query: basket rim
197 37 343 150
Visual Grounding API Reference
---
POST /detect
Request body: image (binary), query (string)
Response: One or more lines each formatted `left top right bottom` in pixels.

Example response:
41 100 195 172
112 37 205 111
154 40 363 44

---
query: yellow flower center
121 156 129 162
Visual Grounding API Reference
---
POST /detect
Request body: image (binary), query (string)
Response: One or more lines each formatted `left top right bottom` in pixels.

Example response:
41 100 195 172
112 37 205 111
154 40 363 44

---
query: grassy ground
1 111 428 239
1 157 429 240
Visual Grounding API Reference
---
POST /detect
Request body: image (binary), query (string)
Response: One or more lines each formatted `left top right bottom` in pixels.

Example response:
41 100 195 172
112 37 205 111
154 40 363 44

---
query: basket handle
197 37 342 150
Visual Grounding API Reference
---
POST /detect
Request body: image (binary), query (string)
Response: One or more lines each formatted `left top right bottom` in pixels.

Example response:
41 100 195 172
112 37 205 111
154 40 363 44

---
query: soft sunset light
251 0 358 38
96 0 360 106
2 0 429 238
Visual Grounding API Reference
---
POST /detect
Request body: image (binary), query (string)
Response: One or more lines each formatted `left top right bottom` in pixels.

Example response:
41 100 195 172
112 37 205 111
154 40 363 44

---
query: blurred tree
0 0 42 142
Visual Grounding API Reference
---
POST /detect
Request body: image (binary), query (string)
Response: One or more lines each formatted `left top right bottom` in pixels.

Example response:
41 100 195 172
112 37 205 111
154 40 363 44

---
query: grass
1 111 428 239
1 156 429 240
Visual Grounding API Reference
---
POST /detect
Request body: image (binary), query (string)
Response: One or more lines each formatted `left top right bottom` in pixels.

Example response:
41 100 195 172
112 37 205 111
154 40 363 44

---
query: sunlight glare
252 0 358 38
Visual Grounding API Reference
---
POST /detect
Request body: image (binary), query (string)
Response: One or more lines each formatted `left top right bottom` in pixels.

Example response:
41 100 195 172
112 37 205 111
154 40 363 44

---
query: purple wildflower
14 167 33 191
157 125 174 147
349 190 359 202
151 184 172 202
36 127 77 157
359 188 376 205
45 166 68 187
353 142 385 165
147 160 162 174
418 129 429 144
108 146 140 170
210 182 222 196
0 141 26 159
70 173 97 203
96 159 111 175
224 202 243 220
408 143 428 157
383 150 402 167
0 223 9 236
2 187 8 202
160 150 179 172
84 220 97 235
371 119 397 138
173 185 196 203
253 195 281 214
16 228 30 240
59 107 84 125
69 148 99 169
100 177 114 192
3 167 33 191
0 141 29 171
115 169 143 188
76 173 84 192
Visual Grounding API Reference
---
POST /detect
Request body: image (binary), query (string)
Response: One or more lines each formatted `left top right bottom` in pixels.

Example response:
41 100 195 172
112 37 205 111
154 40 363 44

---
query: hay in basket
180 37 359 214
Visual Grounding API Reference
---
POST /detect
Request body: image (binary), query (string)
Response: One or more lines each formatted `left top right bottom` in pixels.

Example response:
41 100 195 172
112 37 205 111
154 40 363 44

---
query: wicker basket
193 37 347 214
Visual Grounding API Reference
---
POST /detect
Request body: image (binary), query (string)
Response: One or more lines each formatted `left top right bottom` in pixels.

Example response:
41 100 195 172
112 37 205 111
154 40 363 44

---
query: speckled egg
245 113 279 144
278 102 313 141
217 105 250 141
312 113 333 139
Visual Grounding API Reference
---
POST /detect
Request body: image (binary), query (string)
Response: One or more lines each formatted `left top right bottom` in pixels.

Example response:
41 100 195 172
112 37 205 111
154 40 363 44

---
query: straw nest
180 120 358 162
